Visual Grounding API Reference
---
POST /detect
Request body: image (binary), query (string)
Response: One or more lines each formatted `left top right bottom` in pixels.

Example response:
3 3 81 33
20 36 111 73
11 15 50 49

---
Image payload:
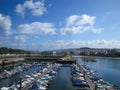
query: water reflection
47 67 75 90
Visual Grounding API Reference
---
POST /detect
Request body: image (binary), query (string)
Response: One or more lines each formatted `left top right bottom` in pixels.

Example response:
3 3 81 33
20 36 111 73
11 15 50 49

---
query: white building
53 51 56 56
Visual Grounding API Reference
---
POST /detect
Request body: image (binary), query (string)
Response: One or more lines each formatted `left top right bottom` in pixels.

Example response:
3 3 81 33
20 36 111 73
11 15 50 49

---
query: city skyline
0 0 120 51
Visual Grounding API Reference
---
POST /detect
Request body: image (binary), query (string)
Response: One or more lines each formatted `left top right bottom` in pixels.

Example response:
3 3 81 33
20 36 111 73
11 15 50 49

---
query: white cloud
17 22 56 35
92 28 103 33
15 4 24 16
15 0 47 17
0 13 12 35
15 35 27 42
60 14 103 35
66 15 95 26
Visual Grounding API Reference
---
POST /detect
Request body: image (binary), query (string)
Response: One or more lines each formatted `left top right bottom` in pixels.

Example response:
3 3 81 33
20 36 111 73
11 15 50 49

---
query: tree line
0 47 28 54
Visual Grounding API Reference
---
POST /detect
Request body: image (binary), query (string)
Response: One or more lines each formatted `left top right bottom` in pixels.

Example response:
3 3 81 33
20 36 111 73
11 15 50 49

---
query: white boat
38 85 46 90
78 77 84 81
29 77 35 80
37 73 41 76
25 75 31 78
9 84 18 90
26 78 31 82
32 73 37 77
1 87 9 90
23 80 29 84
22 82 27 87
37 80 48 87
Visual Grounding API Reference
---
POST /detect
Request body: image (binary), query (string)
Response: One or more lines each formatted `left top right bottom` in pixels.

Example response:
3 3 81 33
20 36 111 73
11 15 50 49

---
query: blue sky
0 0 120 51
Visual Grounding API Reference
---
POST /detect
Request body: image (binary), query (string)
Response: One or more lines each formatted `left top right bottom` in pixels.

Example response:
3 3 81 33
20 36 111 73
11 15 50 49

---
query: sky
0 0 120 51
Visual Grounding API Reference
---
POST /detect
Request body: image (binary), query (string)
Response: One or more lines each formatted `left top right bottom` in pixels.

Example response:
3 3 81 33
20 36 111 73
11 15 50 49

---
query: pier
0 56 76 69
21 67 52 90
77 64 95 90
25 56 62 61
56 59 76 64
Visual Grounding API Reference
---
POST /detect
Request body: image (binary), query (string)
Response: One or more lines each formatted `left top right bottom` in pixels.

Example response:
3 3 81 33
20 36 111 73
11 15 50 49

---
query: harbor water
77 57 120 89
0 57 120 89
47 67 75 90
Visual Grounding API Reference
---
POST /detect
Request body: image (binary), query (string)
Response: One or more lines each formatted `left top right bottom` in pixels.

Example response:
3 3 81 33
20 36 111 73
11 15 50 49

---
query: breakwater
0 56 76 69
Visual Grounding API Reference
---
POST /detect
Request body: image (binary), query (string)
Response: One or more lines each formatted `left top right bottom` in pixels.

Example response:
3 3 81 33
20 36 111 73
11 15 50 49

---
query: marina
0 62 62 90
0 56 119 90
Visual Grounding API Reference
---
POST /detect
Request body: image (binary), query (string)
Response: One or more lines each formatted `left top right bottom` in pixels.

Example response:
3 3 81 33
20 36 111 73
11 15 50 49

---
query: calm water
77 57 120 89
47 67 75 90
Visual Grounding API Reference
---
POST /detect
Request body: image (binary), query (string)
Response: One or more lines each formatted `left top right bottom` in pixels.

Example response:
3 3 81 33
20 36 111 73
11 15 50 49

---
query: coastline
72 55 120 60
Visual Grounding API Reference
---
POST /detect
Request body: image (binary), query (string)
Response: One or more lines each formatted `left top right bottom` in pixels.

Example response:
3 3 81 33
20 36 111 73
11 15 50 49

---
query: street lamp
19 76 22 90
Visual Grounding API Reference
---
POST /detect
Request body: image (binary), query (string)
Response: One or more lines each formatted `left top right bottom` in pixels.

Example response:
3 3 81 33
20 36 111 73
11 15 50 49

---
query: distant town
0 47 120 57
65 47 120 57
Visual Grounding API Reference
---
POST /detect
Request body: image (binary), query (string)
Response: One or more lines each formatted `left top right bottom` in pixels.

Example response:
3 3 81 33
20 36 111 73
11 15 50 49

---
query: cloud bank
17 22 56 35
40 40 120 51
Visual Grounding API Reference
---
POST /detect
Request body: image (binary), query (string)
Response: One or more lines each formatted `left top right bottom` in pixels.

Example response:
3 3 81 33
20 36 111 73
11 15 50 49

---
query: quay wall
0 58 25 69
